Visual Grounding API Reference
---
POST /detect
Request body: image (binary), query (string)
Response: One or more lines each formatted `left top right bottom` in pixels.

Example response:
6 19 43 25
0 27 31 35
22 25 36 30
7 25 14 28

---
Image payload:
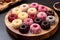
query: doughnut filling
6 3 56 34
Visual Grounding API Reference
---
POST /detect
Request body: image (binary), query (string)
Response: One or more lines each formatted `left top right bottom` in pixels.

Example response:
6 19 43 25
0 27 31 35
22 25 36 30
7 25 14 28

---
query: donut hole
48 11 52 13
41 6 45 9
33 25 37 28
43 22 47 25
33 4 36 6
49 17 52 19
21 25 26 29
31 9 33 11
23 5 26 7
16 21 18 23
36 18 40 21
15 9 18 11
41 14 43 15
22 14 25 16
27 20 30 22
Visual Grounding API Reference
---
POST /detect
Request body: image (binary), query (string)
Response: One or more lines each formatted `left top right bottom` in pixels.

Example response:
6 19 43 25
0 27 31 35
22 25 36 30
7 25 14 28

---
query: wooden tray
5 4 59 40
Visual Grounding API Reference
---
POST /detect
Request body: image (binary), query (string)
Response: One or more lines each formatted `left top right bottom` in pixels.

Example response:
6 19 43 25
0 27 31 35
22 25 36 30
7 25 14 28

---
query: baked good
0 0 22 11
5 3 59 40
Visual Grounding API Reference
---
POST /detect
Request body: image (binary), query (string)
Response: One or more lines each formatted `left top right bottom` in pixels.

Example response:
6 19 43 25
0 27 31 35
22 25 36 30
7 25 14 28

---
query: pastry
0 0 22 11
5 3 59 40
37 12 47 20
19 24 29 34
24 18 33 26
34 18 42 24
20 4 29 12
46 16 55 24
30 2 39 9
12 7 22 15
30 23 41 34
18 12 28 20
8 14 18 22
27 8 37 14
38 5 47 12
12 19 22 29
41 21 50 30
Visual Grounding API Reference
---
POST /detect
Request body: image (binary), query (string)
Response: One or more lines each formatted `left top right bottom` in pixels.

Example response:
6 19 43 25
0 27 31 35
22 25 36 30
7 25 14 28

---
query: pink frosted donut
30 23 41 34
30 2 39 8
24 18 33 26
38 5 47 12
37 12 47 20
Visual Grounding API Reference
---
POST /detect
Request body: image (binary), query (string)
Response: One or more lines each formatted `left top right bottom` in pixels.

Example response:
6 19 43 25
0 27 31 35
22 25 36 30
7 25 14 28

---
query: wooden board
0 0 22 11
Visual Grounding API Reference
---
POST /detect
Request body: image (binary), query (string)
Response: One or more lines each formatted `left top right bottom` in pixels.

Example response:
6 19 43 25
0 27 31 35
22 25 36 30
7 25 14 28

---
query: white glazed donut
20 4 29 12
46 16 55 24
12 7 22 15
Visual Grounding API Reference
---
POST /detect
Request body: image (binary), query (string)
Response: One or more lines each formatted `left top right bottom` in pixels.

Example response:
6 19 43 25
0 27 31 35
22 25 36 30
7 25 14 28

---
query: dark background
0 0 60 40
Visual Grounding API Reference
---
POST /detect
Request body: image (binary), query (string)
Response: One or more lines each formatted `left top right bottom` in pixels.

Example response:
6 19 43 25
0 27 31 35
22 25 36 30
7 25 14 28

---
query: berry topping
8 14 18 22
28 14 36 19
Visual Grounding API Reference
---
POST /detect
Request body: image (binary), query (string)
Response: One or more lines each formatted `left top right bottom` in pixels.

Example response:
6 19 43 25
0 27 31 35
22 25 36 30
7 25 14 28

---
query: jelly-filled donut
41 21 50 30
19 24 29 34
37 12 47 20
46 16 55 24
20 4 29 12
18 12 28 20
24 18 33 26
30 23 41 34
12 19 22 29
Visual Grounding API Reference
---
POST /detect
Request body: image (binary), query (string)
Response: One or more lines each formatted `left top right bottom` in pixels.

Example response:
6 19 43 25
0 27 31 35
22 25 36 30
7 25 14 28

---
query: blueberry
19 24 29 34
41 21 50 30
